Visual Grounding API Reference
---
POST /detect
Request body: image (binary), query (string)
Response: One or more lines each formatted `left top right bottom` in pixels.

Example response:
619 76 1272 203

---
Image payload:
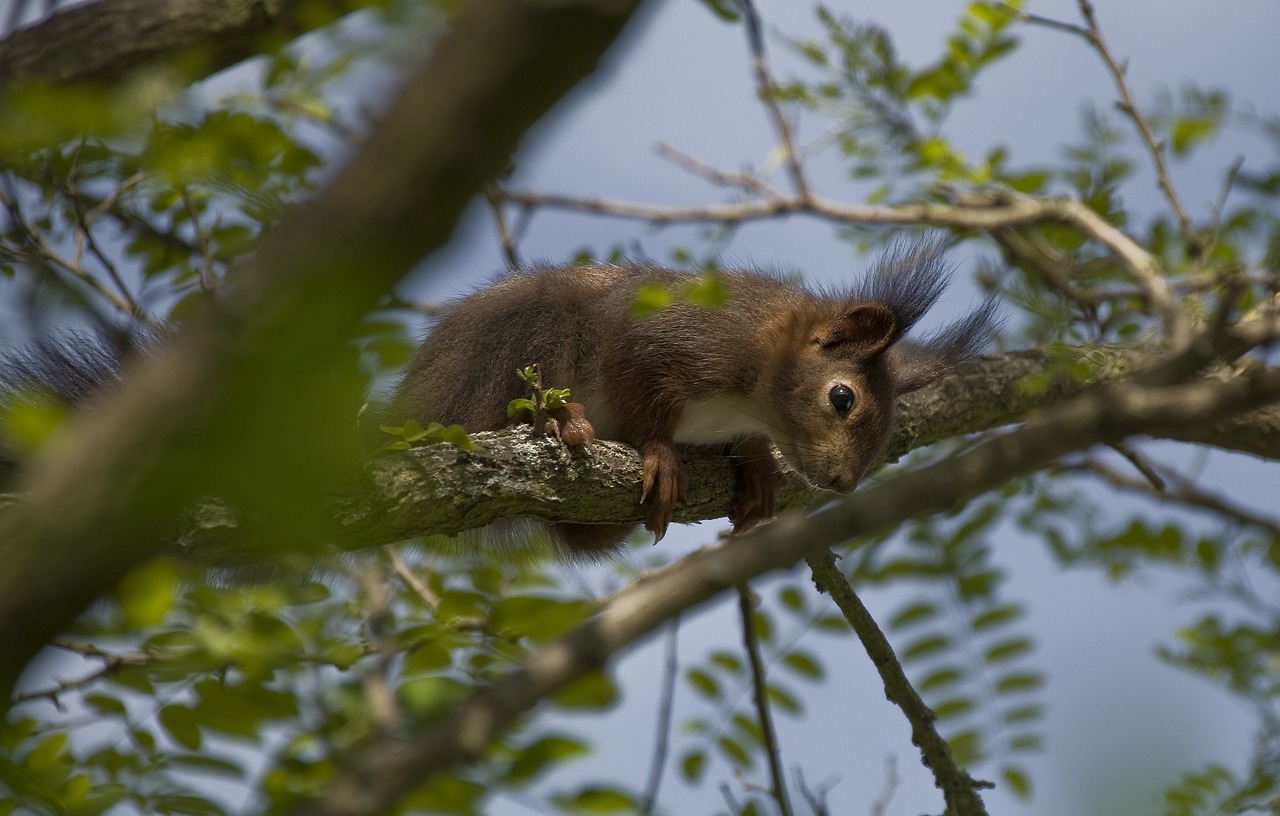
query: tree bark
0 0 381 87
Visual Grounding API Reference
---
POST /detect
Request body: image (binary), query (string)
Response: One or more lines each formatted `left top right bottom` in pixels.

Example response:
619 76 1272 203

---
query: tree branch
805 549 991 816
113 345 1277 565
0 0 382 88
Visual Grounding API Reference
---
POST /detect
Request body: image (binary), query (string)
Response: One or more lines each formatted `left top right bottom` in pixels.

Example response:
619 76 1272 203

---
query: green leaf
984 636 1034 663
507 398 536 418
766 683 803 716
84 693 128 717
995 671 1043 694
716 735 752 767
631 283 673 318
685 668 721 700
971 603 1022 631
553 671 619 710
505 734 589 783
680 749 707 783
1002 703 1043 724
889 601 938 630
682 272 730 307
946 728 984 765
556 786 637 814
116 558 179 627
159 704 203 750
399 676 468 720
1001 764 1033 799
781 650 825 681
777 585 806 612
918 666 965 693
813 613 849 632
403 775 486 816
434 423 480 451
699 0 741 21
709 650 744 674
932 696 975 720
490 596 593 642
900 633 951 662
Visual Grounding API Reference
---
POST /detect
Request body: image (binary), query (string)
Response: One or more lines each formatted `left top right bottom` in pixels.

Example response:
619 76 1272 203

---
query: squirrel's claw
640 440 687 542
546 402 595 446
728 438 782 533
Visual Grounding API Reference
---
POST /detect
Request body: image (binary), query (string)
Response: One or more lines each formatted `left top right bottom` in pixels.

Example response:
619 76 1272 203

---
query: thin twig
12 641 152 705
1013 1 1196 247
870 756 899 816
1073 0 1196 247
737 584 793 816
737 0 811 202
383 545 440 608
640 617 681 815
1069 459 1280 539
180 187 220 295
795 769 836 816
495 185 1184 340
484 183 521 269
359 560 402 733
68 153 144 317
655 142 778 198
0 177 161 328
1107 442 1166 491
806 550 991 816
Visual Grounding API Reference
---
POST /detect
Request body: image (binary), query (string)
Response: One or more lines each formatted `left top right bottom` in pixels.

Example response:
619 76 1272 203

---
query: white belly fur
674 395 778 444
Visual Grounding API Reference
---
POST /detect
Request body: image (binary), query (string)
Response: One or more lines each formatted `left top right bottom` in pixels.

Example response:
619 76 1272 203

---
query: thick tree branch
0 0 649 706
132 345 1280 564
291 357 1280 816
0 0 381 88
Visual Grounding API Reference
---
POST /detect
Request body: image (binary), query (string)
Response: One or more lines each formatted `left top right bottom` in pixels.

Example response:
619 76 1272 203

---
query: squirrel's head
768 238 999 492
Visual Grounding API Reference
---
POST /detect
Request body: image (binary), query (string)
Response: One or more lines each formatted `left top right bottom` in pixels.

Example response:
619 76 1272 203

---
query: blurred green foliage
2 1 1279 815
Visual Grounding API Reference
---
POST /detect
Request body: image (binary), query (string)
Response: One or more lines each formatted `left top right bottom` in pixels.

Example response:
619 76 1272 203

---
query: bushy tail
888 295 1002 393
0 331 138 479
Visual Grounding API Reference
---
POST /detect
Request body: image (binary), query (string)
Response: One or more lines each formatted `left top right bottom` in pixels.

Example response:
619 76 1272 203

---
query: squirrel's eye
829 384 855 416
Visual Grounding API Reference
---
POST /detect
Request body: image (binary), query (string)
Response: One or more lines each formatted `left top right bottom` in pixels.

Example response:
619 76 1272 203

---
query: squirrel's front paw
546 402 595 446
728 437 782 533
640 440 687 542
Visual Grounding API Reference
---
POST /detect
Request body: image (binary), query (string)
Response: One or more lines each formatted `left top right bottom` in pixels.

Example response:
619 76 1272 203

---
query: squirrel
392 238 998 555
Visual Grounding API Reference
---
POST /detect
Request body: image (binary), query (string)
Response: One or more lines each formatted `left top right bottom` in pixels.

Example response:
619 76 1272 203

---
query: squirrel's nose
829 474 858 493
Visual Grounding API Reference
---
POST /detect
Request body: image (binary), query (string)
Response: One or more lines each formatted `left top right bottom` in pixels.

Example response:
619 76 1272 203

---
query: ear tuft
888 295 1001 393
822 303 898 355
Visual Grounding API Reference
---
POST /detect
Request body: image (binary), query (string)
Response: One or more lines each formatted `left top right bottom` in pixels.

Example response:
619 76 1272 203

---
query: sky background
392 1 1279 814
4 0 1278 813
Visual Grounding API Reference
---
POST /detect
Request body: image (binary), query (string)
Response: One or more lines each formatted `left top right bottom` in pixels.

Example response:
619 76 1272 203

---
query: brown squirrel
392 238 997 555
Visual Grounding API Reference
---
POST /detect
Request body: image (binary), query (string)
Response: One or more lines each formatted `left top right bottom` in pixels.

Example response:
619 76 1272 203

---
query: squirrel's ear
821 303 898 355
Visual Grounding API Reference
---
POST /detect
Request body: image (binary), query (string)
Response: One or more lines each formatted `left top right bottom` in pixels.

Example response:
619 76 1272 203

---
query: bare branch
806 550 991 816
640 618 680 816
1015 0 1197 258
1071 458 1280 539
383 546 440 609
484 183 522 270
1073 0 1196 247
494 185 1185 340
0 0 381 88
738 0 810 201
654 142 779 198
737 585 793 816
